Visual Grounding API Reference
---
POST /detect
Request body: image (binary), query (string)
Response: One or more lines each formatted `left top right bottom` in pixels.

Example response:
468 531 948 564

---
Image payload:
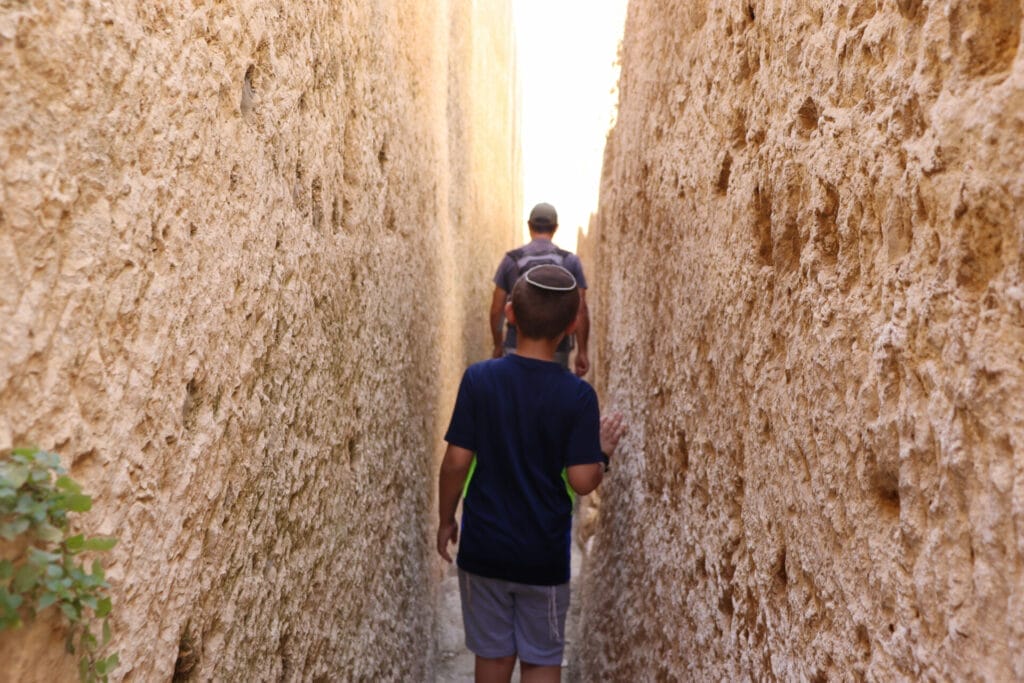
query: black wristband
600 451 610 472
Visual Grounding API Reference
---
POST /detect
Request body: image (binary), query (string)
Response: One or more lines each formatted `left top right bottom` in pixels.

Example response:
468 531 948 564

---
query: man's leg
475 655 516 683
520 662 560 683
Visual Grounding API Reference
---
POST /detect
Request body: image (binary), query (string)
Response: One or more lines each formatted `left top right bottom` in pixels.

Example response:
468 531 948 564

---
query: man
490 202 590 376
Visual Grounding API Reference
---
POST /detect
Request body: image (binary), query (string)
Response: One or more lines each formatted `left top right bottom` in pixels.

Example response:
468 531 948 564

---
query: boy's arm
566 462 603 495
437 443 475 562
566 412 627 496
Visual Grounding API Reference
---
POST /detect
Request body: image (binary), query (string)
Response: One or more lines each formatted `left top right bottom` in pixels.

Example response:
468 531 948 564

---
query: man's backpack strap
504 246 573 291
507 246 571 268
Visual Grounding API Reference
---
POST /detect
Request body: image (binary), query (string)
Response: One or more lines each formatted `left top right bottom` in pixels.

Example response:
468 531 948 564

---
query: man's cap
523 264 577 291
528 202 558 230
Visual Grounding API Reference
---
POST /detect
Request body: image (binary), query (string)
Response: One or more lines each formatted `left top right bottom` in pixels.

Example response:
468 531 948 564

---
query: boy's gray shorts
458 569 570 666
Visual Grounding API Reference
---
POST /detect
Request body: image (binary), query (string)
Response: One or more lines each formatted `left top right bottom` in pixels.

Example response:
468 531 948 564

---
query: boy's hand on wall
437 520 459 562
600 412 627 459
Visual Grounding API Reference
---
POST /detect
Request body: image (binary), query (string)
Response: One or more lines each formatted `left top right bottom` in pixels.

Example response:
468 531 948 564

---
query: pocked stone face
578 0 1024 680
0 1 518 680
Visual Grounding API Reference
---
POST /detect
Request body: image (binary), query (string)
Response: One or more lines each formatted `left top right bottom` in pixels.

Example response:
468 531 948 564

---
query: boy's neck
514 334 564 362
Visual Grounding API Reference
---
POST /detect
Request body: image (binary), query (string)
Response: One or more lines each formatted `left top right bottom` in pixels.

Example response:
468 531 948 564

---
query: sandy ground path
434 541 584 682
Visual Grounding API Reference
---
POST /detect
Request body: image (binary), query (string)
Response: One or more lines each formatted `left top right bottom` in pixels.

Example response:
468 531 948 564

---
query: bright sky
513 0 629 251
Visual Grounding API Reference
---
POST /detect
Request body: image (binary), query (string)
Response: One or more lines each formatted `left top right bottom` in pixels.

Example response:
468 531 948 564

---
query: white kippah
523 264 577 291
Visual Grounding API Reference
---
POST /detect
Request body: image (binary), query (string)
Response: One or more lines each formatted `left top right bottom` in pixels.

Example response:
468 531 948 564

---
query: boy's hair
511 265 580 341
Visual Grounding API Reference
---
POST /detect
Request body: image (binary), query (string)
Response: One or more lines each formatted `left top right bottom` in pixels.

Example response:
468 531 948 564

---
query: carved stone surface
0 1 518 679
579 1 1023 679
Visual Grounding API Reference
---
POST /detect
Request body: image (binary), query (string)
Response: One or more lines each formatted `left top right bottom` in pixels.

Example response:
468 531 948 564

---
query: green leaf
0 613 21 629
81 628 98 652
55 475 82 493
81 537 117 552
0 463 29 489
45 563 64 578
103 653 119 673
36 522 64 543
95 597 112 618
10 447 38 458
0 560 12 582
66 534 85 552
60 601 79 622
14 493 34 514
102 618 111 646
27 547 61 565
91 561 105 581
35 451 61 469
37 591 58 610
13 564 41 593
0 587 23 610
81 595 98 611
63 493 92 512
29 501 50 522
0 518 30 540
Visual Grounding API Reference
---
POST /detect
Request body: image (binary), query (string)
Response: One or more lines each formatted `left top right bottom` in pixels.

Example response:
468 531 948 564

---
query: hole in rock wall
772 547 788 596
797 97 820 134
773 218 801 274
183 378 200 429
311 177 324 230
752 184 773 265
865 444 901 517
718 585 735 616
241 65 255 115
331 196 341 232
173 626 198 681
856 623 873 658
815 181 840 265
716 152 733 194
695 555 707 579
675 429 690 479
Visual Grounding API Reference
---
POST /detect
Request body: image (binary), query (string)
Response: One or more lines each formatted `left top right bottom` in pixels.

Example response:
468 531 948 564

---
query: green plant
0 447 119 682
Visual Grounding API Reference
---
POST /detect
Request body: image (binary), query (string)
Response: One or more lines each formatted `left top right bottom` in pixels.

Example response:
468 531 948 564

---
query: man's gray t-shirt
493 238 587 351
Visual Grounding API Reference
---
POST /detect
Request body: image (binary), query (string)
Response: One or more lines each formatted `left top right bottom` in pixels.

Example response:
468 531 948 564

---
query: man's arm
489 287 508 359
437 443 474 562
574 289 590 376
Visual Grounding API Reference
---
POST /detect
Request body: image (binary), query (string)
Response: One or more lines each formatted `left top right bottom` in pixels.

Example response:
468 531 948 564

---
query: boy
437 264 627 683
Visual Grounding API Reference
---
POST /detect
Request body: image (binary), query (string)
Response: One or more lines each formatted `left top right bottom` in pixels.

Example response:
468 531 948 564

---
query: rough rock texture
579 0 1024 680
0 1 518 680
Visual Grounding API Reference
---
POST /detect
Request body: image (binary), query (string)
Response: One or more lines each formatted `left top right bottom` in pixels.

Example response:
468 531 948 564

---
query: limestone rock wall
579 0 1024 679
0 1 518 680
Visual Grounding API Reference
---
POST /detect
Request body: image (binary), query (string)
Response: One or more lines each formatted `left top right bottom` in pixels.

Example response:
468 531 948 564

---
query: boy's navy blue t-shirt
444 353 602 586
